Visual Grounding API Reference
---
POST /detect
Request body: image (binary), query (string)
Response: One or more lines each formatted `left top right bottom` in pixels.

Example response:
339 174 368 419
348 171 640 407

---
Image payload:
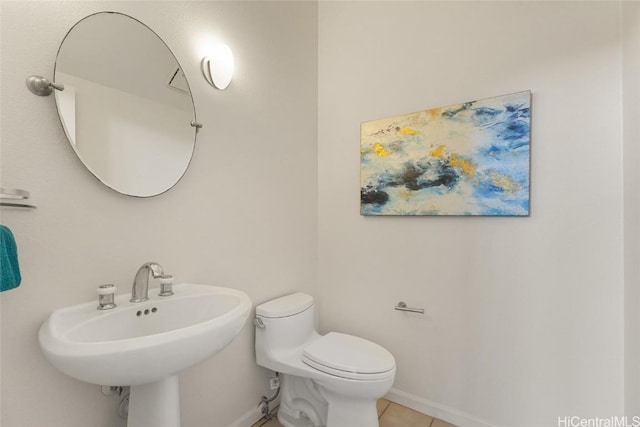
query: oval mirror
54 12 198 197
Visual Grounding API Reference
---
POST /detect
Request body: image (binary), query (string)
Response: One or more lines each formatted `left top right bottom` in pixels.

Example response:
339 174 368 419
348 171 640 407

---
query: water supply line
258 372 280 420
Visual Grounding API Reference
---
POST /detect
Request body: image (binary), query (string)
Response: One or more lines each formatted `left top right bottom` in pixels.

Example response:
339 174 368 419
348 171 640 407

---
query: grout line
378 400 392 419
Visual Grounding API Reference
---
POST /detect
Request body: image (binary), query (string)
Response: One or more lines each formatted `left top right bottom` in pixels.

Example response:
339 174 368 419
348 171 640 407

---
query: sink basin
39 283 252 386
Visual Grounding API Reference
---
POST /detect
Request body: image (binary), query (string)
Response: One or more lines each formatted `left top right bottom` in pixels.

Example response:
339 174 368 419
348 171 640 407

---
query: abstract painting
360 91 531 216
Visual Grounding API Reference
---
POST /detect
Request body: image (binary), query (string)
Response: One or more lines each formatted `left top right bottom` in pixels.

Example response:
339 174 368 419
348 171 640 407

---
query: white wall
2 2 635 427
623 1 640 419
318 2 624 427
0 2 317 426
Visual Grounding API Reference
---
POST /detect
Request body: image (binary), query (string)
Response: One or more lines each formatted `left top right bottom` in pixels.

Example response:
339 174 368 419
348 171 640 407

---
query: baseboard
226 396 281 427
228 388 494 427
225 407 262 427
385 388 495 427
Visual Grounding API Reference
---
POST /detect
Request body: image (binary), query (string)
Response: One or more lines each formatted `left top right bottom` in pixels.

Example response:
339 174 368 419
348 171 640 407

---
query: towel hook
26 75 64 96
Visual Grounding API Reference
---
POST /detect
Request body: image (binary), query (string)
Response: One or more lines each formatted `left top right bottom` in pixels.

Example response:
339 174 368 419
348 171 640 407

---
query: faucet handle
159 275 174 297
97 284 117 310
147 262 164 278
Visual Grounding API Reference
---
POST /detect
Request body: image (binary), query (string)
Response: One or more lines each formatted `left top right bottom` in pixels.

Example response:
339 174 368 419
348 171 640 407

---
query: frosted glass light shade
201 44 234 90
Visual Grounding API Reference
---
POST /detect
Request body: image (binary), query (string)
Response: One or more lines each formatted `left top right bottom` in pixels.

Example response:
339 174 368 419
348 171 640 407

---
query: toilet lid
256 293 313 318
302 332 395 380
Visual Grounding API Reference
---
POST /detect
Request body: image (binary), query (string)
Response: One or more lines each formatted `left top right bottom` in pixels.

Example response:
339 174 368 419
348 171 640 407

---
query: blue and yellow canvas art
360 91 531 216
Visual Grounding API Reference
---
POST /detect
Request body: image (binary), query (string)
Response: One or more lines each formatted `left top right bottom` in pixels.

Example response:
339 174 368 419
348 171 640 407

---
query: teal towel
0 225 21 292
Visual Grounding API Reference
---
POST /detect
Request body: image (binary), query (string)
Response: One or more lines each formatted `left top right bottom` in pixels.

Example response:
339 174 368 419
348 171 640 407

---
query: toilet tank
255 293 315 365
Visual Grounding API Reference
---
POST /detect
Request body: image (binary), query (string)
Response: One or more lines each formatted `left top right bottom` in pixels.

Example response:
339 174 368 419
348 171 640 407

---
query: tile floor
252 399 457 427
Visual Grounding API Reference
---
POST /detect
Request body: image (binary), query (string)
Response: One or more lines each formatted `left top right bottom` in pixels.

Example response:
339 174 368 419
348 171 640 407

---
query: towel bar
394 301 424 314
0 188 37 209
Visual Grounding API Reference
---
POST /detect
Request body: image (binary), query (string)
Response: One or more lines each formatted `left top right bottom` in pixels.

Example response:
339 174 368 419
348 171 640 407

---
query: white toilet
255 293 396 427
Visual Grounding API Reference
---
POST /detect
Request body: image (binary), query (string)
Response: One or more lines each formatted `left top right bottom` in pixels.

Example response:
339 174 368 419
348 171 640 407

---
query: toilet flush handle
254 318 265 328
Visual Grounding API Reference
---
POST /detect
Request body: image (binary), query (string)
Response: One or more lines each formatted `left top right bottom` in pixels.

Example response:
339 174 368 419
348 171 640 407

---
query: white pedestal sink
38 283 251 427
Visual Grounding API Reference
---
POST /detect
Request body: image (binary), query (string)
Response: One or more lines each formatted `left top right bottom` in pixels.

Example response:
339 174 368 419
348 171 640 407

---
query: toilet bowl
255 293 396 427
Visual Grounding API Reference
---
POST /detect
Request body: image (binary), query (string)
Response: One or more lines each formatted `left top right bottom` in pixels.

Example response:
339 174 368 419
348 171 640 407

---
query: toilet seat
302 332 395 381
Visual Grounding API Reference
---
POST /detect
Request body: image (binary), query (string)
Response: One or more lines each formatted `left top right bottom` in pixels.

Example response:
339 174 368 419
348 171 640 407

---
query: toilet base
278 410 315 427
323 396 379 427
277 373 386 427
278 374 327 426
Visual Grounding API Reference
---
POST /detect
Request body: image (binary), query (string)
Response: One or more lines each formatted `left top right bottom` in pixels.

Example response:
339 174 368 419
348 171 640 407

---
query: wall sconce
201 44 234 90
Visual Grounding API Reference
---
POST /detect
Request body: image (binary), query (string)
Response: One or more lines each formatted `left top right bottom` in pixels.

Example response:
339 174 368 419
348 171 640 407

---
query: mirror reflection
54 12 197 197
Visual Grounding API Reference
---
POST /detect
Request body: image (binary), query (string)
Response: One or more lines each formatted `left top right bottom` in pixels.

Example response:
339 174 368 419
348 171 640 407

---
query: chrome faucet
130 262 164 303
